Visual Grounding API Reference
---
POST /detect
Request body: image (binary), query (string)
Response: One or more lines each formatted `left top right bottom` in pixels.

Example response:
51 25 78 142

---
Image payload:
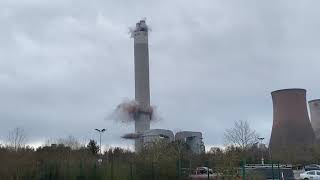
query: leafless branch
7 127 27 151
224 120 258 150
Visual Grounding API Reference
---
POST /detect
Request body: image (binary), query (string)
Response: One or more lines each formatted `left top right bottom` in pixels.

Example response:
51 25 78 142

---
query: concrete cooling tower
309 99 320 140
269 89 315 153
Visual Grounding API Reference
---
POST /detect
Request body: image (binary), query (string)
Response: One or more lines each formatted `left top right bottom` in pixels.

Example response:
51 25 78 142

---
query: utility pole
95 128 106 163
258 137 265 165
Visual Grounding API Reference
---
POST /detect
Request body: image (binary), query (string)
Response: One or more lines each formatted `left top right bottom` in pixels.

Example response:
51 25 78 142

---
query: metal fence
2 157 294 180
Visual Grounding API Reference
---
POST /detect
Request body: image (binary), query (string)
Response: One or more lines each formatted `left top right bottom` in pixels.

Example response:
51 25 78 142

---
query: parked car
194 167 214 174
188 167 217 179
300 170 320 180
245 165 294 180
304 164 320 171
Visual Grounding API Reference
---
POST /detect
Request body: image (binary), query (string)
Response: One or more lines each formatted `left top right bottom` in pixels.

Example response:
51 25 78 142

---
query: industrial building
143 129 174 145
309 99 320 140
175 131 205 154
142 130 205 154
269 89 315 154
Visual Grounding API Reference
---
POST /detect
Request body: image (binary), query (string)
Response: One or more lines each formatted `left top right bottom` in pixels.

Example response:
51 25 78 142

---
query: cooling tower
269 89 315 153
309 99 320 140
132 19 151 152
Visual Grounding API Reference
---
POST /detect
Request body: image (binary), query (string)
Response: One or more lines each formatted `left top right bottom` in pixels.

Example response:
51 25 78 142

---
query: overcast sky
1 0 320 149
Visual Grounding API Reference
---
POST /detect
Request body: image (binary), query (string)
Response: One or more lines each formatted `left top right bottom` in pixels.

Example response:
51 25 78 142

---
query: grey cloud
1 0 320 147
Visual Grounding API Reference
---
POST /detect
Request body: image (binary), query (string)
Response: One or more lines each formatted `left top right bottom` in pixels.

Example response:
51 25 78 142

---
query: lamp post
95 128 106 157
258 137 265 165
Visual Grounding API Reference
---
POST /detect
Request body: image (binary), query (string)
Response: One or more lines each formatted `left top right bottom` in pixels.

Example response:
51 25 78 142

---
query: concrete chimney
132 19 151 152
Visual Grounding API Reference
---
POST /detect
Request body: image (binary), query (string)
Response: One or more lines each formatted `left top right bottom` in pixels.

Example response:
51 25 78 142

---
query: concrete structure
175 131 205 154
143 129 174 145
309 99 320 140
126 20 205 153
142 130 205 154
132 19 151 152
269 89 315 153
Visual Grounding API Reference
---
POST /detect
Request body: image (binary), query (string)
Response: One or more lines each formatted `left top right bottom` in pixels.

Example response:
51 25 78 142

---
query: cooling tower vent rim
271 88 306 94
309 99 320 103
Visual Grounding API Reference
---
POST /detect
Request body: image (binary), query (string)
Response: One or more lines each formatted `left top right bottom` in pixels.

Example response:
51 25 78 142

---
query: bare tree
7 127 27 151
224 120 258 150
45 135 83 150
57 135 82 150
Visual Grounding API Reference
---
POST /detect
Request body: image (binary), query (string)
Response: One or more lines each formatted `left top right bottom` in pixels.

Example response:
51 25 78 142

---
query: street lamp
258 137 265 165
95 128 106 155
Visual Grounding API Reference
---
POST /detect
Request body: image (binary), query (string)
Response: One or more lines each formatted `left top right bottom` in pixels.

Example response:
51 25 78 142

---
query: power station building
175 131 205 154
309 99 320 140
269 89 315 154
142 130 205 154
143 129 175 145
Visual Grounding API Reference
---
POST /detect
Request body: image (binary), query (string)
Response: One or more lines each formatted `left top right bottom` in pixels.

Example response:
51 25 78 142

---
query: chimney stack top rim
271 88 306 95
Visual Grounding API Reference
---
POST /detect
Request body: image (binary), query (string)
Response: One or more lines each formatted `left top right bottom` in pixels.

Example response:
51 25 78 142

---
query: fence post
105 151 109 180
189 160 192 177
130 162 133 180
271 161 274 180
177 160 181 180
152 161 155 180
242 159 246 180
205 161 210 180
110 155 114 180
277 161 280 180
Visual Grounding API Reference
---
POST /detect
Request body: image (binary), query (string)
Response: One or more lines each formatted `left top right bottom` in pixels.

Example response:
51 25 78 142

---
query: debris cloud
121 133 141 140
107 99 161 123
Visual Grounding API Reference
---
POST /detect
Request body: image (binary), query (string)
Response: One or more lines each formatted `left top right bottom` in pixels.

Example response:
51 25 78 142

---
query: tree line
1 120 320 179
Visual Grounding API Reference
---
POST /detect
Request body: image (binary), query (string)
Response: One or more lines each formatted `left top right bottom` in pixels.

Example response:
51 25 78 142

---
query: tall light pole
95 128 106 155
258 137 265 165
